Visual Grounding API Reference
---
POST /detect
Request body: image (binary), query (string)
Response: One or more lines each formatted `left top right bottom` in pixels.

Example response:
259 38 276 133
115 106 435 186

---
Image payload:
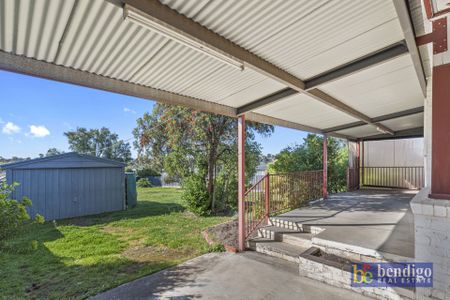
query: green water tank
125 172 137 208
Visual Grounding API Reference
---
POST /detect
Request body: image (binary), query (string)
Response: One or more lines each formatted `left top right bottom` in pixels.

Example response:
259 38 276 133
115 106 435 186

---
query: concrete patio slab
90 252 371 300
274 189 416 259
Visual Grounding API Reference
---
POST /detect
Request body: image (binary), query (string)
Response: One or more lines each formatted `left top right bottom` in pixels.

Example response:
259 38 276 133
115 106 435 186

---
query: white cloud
2 122 21 134
124 107 136 114
29 125 50 137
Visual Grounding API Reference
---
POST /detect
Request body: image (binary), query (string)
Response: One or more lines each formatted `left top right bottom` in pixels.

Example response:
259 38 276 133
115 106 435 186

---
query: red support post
346 167 350 191
361 140 365 187
237 115 246 251
323 134 328 199
413 13 450 199
356 140 360 189
430 62 450 199
265 173 270 223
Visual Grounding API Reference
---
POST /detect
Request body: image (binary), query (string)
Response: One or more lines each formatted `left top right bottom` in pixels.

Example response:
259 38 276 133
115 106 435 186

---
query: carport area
3 0 450 298
275 189 416 260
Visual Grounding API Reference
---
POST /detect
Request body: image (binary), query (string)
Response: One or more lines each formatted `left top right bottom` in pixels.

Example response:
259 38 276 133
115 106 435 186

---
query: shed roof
0 0 430 140
1 152 126 170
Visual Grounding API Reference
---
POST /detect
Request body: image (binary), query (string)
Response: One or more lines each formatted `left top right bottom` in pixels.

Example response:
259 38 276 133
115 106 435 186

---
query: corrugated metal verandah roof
0 0 430 141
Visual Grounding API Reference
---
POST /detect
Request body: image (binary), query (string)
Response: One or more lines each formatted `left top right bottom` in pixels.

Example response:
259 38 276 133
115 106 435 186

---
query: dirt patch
202 219 238 250
303 247 354 272
101 226 135 236
122 245 185 263
181 210 199 219
101 226 150 250
313 249 354 265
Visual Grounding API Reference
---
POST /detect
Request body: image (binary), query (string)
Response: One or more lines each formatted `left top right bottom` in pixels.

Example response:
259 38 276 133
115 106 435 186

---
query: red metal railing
268 171 322 215
244 175 269 239
361 166 424 189
244 170 323 239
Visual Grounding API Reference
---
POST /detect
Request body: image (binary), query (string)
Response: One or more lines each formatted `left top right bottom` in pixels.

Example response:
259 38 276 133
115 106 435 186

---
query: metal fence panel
362 166 424 189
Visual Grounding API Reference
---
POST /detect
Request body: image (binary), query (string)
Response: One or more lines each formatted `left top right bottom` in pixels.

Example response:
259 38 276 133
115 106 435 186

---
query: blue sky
0 70 307 158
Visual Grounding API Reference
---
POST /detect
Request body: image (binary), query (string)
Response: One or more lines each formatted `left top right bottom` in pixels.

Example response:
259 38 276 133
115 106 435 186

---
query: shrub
182 175 210 216
125 166 134 173
136 167 160 178
208 243 225 252
0 182 44 240
137 178 152 188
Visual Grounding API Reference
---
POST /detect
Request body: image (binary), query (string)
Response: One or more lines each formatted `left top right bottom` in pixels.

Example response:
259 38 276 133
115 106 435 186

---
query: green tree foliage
64 127 132 163
45 148 63 157
0 156 31 165
269 134 348 193
136 178 152 188
136 167 161 178
0 182 44 240
39 148 64 158
133 104 273 214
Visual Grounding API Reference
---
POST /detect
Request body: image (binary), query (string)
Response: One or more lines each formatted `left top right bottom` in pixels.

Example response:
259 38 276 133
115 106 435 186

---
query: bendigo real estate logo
351 262 433 287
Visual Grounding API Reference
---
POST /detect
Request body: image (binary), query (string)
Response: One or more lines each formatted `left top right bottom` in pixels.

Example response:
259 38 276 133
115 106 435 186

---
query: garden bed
202 219 239 252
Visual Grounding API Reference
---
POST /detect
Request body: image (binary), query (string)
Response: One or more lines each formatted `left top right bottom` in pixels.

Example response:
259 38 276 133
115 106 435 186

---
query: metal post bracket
416 17 448 54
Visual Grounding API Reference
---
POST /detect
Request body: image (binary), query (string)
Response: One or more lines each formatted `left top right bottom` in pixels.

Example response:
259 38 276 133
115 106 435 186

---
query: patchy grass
0 188 230 299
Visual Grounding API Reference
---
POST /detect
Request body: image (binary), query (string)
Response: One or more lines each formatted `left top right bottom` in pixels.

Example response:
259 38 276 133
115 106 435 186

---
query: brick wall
411 188 450 299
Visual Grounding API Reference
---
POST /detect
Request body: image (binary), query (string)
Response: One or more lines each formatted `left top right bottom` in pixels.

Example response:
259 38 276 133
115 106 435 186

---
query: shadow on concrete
90 255 216 300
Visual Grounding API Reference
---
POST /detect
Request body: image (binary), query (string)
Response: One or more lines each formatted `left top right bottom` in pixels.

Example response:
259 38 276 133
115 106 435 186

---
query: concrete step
247 238 308 263
258 226 312 248
257 225 300 239
312 236 414 263
269 217 305 231
270 218 413 262
269 217 324 234
282 232 313 248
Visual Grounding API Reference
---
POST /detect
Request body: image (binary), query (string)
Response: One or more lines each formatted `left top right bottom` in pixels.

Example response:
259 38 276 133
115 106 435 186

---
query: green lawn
0 188 230 299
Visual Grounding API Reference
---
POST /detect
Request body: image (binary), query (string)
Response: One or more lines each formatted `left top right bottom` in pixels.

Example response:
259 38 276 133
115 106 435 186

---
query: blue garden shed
2 152 126 220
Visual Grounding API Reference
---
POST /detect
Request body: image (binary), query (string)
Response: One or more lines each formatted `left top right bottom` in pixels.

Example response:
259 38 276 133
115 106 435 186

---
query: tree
64 127 132 163
39 148 63 158
0 156 31 165
46 148 63 157
133 104 273 214
269 134 348 193
261 153 275 164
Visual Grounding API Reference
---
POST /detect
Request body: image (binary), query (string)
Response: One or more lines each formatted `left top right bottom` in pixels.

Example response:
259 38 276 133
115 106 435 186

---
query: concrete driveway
91 252 370 300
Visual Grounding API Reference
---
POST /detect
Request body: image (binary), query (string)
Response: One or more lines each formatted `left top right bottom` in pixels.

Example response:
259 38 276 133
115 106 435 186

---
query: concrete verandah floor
276 188 416 260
